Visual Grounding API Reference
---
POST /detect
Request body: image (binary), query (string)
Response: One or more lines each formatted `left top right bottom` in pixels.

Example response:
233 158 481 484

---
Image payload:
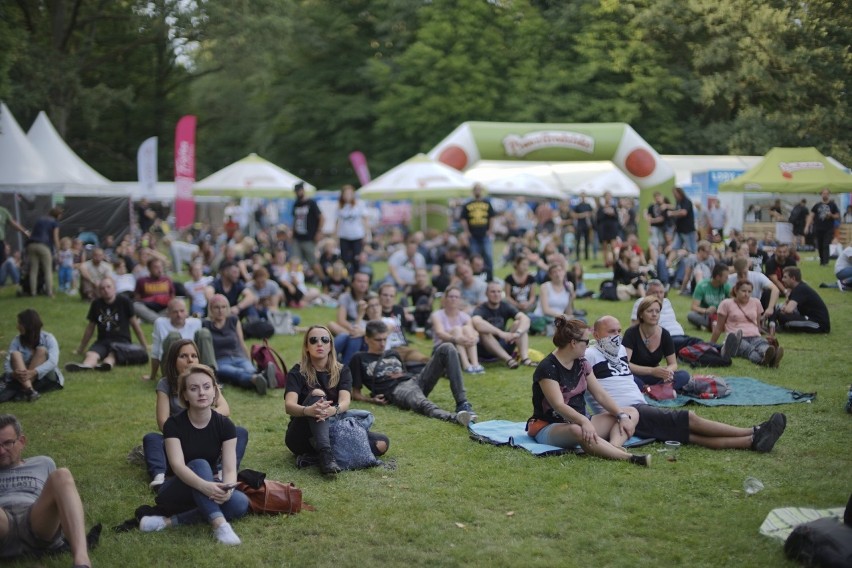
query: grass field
1 254 850 567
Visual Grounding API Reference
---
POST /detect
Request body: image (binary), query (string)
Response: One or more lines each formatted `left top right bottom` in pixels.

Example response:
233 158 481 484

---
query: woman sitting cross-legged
710 279 783 367
2 309 64 402
623 296 691 393
526 316 650 466
139 363 249 545
284 325 388 475
142 339 249 491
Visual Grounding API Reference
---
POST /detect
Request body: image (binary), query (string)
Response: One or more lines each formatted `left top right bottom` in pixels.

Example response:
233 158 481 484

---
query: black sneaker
455 401 474 413
721 330 743 360
751 413 787 452
25 389 40 402
629 454 652 467
64 362 93 372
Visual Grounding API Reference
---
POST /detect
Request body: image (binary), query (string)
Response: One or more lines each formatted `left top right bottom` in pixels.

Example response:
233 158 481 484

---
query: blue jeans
154 459 249 525
58 266 73 291
0 258 20 286
673 231 697 254
216 356 257 388
836 266 852 285
633 370 690 392
468 235 494 281
143 427 249 479
334 333 366 365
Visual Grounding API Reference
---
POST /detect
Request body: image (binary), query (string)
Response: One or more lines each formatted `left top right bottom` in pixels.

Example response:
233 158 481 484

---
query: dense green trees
3 0 849 186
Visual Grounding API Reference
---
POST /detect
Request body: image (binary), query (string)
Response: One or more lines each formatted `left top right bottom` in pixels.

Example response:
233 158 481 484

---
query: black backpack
785 517 852 567
599 280 619 301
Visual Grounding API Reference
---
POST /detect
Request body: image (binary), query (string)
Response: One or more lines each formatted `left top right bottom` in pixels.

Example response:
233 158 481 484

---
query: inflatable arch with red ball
428 121 674 241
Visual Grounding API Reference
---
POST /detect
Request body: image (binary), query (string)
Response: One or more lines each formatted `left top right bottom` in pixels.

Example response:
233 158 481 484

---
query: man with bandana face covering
584 316 787 452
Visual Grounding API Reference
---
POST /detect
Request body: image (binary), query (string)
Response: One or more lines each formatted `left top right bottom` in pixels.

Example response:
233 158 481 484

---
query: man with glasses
584 316 786 452
0 414 93 566
349 321 476 425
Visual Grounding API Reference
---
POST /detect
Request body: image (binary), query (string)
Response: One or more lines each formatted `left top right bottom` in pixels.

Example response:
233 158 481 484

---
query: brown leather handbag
236 480 312 515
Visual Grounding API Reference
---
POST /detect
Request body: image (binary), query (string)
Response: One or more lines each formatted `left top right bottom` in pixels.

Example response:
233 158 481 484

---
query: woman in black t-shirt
504 255 537 314
140 364 249 545
623 296 690 392
526 316 649 466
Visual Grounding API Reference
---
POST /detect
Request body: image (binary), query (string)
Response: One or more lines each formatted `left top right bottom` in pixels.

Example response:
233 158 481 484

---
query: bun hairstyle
552 315 589 348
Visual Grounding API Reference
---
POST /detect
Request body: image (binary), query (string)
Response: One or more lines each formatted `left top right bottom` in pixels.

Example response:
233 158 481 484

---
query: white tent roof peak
27 111 111 185
359 153 475 200
0 102 63 185
194 153 314 198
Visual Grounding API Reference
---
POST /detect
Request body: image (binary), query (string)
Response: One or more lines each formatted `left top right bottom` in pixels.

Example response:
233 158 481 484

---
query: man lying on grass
585 316 786 452
349 321 476 426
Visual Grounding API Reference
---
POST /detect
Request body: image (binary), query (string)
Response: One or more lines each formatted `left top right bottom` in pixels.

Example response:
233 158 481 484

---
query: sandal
520 358 538 367
505 358 520 369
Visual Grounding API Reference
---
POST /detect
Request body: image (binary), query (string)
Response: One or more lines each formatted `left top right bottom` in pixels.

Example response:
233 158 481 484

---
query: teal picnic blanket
468 420 654 456
645 377 816 408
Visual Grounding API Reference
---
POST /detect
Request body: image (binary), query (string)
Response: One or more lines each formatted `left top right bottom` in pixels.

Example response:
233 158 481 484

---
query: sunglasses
573 338 591 345
308 336 331 345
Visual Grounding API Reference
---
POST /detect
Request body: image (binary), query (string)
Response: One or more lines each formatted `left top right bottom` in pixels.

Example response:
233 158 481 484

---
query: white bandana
595 334 623 367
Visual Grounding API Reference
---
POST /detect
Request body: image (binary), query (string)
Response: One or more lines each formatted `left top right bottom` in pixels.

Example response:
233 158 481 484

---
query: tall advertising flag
137 136 158 192
174 116 197 229
349 151 371 186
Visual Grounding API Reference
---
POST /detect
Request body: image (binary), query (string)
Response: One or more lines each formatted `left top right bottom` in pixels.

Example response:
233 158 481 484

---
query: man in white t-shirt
585 315 786 452
727 257 779 316
0 414 92 566
143 297 215 381
835 246 852 291
386 236 426 291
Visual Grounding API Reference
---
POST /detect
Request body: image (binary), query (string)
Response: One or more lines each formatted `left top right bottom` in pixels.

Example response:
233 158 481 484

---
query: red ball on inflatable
782 171 793 179
438 145 468 171
625 148 656 178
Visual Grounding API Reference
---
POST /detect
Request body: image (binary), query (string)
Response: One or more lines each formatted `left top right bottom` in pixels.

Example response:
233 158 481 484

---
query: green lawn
2 255 850 567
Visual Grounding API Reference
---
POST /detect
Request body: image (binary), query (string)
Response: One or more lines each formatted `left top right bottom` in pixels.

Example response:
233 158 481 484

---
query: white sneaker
214 522 241 545
149 473 165 490
139 515 167 532
456 410 473 427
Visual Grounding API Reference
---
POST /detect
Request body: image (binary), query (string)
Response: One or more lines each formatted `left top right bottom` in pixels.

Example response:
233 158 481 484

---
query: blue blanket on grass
645 377 816 408
468 420 655 456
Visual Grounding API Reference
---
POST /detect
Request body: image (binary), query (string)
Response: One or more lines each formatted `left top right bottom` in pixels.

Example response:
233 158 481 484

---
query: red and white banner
349 150 371 187
137 136 158 192
174 116 197 229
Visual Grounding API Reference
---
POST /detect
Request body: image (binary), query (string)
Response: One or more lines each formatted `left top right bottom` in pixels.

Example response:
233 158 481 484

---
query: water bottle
769 321 776 337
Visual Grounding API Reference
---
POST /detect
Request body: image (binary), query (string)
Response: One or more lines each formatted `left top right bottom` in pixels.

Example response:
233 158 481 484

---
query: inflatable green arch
427 121 675 242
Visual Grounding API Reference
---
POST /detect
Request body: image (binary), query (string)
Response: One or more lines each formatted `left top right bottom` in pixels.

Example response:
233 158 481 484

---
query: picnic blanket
645 377 816 408
468 420 655 456
760 506 846 542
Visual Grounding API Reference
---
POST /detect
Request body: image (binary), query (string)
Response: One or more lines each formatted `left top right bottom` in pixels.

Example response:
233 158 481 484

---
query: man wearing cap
291 182 324 281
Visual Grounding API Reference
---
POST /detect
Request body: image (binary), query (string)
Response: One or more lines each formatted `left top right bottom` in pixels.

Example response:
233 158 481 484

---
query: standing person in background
336 184 371 275
645 192 668 250
460 183 496 282
572 192 594 261
805 188 840 266
25 207 61 297
0 205 28 275
291 182 324 281
595 192 620 267
706 198 727 239
668 186 697 254
788 199 809 248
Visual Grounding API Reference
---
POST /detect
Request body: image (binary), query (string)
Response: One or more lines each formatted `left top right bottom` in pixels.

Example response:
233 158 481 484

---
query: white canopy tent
359 153 475 199
27 111 111 188
0 102 64 188
464 172 566 200
194 153 314 198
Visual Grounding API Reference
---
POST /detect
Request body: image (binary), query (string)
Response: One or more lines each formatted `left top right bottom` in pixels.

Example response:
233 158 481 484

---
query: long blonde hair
299 325 342 388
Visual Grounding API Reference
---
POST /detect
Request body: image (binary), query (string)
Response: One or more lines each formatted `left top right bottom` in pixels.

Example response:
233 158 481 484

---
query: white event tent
194 153 314 198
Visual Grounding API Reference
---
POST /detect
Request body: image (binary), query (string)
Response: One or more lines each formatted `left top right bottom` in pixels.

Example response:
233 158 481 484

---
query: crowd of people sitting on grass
0 184 844 563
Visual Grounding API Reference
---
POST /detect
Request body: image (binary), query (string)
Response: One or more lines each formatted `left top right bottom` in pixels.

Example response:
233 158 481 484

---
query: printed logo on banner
502 131 595 157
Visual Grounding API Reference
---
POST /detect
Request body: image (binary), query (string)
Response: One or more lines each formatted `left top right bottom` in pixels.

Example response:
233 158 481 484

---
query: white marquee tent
194 153 314 198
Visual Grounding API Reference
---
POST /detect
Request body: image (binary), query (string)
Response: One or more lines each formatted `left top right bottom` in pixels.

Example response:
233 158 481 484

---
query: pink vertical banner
349 151 371 186
174 115 197 229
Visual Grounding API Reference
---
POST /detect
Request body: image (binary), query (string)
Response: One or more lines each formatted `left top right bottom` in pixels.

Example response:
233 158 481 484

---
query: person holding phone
139 364 249 545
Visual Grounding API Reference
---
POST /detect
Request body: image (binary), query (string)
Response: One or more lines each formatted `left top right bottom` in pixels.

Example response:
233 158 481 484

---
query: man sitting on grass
349 321 476 425
687 264 731 331
0 414 93 567
471 281 535 368
66 276 148 372
585 315 786 452
774 266 830 333
142 297 216 382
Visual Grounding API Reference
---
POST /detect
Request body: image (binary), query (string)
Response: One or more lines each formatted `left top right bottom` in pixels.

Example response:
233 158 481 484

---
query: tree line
2 0 849 188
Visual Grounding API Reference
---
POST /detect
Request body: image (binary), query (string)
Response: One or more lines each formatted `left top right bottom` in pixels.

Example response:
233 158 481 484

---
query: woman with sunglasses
623 296 691 393
284 326 352 474
526 316 650 466
139 364 249 545
142 339 249 491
